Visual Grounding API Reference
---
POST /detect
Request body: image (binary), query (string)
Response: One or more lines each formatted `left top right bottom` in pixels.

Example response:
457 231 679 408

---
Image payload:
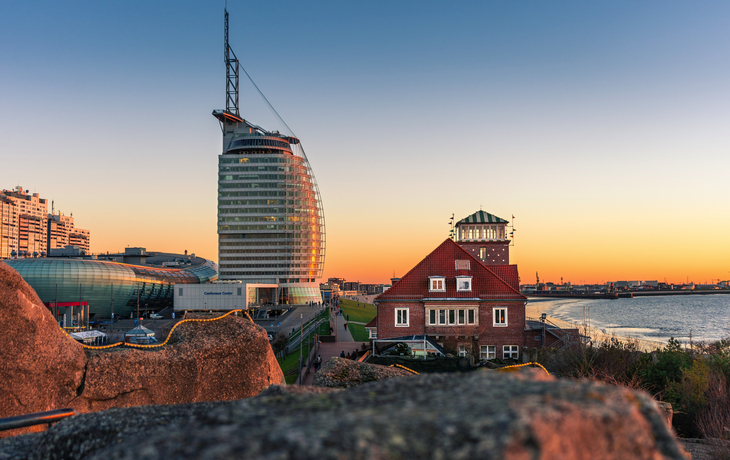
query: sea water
527 294 730 346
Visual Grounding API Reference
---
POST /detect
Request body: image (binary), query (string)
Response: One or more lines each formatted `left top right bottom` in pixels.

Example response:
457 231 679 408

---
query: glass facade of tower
217 131 325 305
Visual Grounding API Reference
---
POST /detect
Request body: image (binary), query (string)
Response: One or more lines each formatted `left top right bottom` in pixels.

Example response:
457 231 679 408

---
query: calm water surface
528 294 730 345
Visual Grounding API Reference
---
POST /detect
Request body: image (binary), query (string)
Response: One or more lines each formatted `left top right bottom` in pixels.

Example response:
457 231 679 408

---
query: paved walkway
300 311 368 385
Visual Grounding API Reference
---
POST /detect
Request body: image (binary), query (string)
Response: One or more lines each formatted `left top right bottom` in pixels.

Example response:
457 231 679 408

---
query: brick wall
378 300 528 359
457 242 510 265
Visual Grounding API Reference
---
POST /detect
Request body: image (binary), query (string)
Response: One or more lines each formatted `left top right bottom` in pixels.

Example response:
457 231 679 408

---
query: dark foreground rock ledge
0 369 688 460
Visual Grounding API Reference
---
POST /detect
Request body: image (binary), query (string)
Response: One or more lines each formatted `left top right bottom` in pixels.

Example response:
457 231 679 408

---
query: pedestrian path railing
285 317 326 350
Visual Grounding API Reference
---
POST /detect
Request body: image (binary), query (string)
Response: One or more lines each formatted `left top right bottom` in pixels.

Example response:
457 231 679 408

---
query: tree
271 332 288 363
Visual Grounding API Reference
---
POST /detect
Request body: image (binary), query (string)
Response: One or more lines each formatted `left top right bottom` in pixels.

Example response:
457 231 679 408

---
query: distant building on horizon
213 9 325 305
48 211 90 254
1 187 48 258
1 187 91 259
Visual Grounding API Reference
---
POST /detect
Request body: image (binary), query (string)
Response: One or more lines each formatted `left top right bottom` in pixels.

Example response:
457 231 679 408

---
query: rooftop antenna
224 6 240 117
449 213 455 240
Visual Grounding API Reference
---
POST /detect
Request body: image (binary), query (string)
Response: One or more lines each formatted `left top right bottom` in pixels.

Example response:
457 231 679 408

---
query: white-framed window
493 307 507 327
459 345 469 357
456 276 472 292
427 308 478 326
480 345 496 360
395 308 409 327
503 345 519 360
429 276 446 292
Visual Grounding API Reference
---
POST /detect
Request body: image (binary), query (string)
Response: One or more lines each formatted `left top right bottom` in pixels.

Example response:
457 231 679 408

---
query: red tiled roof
365 317 377 328
375 239 526 302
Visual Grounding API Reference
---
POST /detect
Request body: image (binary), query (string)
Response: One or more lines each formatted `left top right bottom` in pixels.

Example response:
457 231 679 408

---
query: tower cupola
454 210 511 265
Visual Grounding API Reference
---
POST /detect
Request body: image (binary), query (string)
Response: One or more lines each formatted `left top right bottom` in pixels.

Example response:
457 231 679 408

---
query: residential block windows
503 345 519 359
428 307 477 326
493 307 507 327
480 345 496 360
395 308 409 327
429 276 446 292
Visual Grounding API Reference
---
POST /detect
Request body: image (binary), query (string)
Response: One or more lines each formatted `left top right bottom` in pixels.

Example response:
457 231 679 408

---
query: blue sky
2 1 729 284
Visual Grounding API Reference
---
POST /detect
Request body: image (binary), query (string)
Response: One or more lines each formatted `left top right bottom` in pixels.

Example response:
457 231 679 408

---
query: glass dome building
4 252 218 318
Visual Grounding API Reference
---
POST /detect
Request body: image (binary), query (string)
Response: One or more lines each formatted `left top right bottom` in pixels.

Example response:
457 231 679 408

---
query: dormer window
429 276 446 292
456 275 472 292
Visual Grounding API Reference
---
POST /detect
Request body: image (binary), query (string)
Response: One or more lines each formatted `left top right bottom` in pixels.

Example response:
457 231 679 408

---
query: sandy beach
526 298 667 351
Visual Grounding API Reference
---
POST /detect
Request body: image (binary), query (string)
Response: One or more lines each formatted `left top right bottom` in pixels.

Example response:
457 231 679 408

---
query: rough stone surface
0 262 87 438
0 369 689 460
0 263 284 437
71 312 284 413
313 357 414 388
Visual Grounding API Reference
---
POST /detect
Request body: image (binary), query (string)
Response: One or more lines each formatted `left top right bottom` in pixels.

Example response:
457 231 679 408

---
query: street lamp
299 313 304 385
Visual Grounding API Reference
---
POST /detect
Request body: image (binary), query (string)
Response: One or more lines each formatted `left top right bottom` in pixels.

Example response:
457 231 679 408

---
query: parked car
150 313 163 319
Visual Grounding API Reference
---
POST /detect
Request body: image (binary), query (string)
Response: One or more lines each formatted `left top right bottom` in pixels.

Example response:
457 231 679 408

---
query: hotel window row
427 307 477 326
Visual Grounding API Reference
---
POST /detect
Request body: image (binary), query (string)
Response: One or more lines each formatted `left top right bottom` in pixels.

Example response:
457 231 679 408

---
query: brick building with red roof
373 210 578 360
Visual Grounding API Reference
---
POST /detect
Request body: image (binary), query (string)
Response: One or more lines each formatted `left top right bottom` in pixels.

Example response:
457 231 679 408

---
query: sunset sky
2 1 729 285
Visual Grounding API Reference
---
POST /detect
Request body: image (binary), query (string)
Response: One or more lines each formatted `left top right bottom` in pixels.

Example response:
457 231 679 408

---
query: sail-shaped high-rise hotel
213 10 325 305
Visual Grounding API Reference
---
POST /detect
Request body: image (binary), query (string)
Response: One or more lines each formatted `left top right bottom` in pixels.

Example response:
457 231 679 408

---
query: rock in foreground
0 263 87 438
0 262 284 435
2 369 688 460
72 312 284 413
313 356 414 388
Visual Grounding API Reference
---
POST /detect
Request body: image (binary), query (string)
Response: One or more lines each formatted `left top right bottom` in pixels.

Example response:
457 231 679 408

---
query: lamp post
298 313 303 385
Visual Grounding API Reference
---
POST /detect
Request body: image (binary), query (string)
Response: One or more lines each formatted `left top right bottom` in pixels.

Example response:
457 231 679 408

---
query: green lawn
348 323 370 342
339 299 377 324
